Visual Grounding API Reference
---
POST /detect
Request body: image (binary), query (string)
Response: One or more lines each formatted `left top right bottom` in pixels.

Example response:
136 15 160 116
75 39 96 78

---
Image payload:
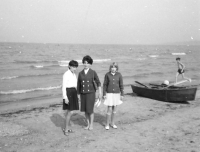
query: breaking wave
0 85 62 95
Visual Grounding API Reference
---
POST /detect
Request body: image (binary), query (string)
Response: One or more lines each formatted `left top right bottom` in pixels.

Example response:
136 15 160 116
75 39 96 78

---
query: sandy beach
0 87 200 152
1 0 200 151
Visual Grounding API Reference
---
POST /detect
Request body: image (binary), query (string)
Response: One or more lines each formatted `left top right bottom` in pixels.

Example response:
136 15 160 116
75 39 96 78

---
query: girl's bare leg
105 106 112 129
89 113 94 130
64 110 72 131
111 106 117 126
84 113 90 129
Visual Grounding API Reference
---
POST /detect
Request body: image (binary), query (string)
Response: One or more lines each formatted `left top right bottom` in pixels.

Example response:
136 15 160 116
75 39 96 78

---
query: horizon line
0 41 200 46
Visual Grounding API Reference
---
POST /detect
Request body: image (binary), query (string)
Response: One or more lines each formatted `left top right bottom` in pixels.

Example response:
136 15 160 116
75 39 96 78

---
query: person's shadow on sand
50 112 106 129
50 113 65 129
94 113 106 127
50 113 85 129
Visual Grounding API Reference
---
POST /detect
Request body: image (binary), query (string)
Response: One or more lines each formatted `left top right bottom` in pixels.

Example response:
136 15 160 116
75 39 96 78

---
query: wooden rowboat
131 81 197 102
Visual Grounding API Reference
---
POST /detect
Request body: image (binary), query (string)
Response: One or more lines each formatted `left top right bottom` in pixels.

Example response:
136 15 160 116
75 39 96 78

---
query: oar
135 81 149 88
164 80 188 88
174 80 188 85
149 83 161 87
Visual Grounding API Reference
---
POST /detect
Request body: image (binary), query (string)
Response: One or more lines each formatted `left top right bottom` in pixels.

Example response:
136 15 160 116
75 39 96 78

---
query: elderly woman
77 55 101 130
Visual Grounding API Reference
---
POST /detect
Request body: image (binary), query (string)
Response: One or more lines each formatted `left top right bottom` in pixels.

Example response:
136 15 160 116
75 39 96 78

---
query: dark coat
103 72 124 96
77 69 101 94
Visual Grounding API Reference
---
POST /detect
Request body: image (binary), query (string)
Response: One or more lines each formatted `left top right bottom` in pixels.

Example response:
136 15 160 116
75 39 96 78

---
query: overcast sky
0 0 199 44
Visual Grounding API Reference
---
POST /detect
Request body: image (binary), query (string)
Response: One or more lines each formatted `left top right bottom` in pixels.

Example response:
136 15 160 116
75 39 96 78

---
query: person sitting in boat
161 80 169 87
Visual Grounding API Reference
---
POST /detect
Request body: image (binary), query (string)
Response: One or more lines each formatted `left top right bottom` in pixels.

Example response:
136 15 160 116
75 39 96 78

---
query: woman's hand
97 94 101 100
98 87 102 99
120 96 124 101
64 98 69 104
77 95 80 102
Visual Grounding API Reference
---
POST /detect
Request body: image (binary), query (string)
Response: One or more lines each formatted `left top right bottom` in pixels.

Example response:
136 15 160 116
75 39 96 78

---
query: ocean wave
0 85 62 95
124 72 163 79
93 59 111 62
33 65 44 68
150 72 163 75
59 63 83 67
123 73 150 79
0 93 62 103
14 59 111 65
172 53 186 55
30 64 62 68
58 59 111 66
21 94 62 103
123 72 163 79
58 59 111 63
10 59 112 68
59 64 69 67
149 55 159 58
123 75 135 79
0 76 19 80
133 73 150 78
0 73 62 80
14 60 58 64
135 58 146 61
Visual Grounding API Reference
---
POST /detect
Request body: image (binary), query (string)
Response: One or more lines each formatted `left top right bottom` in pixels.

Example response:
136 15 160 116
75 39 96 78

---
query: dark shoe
62 129 74 136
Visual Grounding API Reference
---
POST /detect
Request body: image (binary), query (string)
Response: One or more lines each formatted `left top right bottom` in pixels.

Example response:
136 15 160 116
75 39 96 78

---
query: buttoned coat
77 69 101 94
103 72 124 96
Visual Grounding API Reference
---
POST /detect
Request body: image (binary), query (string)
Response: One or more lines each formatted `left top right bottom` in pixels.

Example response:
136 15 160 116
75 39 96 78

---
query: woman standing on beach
103 62 124 130
77 55 101 130
62 60 79 135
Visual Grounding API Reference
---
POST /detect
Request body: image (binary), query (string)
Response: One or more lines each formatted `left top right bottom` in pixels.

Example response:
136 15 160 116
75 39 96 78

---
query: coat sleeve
103 73 108 96
119 73 124 96
77 73 81 94
62 73 67 99
94 70 101 87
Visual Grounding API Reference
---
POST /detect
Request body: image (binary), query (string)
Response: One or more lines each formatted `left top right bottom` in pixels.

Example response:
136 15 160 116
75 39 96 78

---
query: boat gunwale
131 84 198 91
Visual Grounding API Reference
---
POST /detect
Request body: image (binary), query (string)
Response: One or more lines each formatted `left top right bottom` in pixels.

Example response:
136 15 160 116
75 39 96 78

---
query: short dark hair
176 57 180 61
82 55 93 65
69 60 78 67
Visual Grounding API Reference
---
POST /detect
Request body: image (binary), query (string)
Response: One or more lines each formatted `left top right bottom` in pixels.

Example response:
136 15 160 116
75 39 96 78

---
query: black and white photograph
0 0 200 151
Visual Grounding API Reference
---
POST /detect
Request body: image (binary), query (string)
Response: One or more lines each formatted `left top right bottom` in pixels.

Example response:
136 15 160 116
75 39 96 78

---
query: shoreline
0 86 134 114
1 86 199 114
0 89 200 151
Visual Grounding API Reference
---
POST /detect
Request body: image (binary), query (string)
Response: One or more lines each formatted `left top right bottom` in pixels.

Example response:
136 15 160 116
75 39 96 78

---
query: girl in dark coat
77 55 101 130
103 62 124 130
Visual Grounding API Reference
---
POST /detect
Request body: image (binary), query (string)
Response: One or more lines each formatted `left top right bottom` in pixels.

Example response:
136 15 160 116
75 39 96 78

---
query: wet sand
0 88 200 152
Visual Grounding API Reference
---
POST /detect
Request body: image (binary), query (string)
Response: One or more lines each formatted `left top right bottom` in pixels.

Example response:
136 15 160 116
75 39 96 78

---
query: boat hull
131 84 197 102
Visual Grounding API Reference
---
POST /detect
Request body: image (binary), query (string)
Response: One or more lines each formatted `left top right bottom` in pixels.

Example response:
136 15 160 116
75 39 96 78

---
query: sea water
0 42 200 104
